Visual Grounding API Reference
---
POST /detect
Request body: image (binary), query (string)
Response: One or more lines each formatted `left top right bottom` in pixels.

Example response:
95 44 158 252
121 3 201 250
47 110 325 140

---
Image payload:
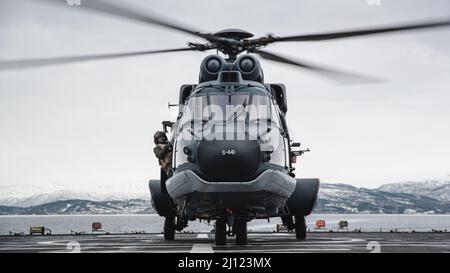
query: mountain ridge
1 181 449 215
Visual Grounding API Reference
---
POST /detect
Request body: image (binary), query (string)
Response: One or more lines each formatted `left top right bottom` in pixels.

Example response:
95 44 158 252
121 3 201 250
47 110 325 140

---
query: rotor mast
212 29 255 61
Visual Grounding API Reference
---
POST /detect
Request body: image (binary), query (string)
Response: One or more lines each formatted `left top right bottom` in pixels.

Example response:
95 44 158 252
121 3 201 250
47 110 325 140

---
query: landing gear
281 215 295 230
234 218 248 245
164 216 176 241
215 217 248 246
295 215 306 240
215 217 227 246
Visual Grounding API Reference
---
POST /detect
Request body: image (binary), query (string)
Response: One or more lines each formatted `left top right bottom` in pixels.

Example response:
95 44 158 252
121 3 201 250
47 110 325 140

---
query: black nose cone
198 140 260 182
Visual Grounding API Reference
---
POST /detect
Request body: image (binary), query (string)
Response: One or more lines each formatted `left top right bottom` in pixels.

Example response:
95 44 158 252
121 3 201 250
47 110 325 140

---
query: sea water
0 214 449 235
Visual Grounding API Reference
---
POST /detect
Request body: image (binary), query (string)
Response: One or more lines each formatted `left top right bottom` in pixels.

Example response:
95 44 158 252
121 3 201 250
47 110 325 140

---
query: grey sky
0 0 450 193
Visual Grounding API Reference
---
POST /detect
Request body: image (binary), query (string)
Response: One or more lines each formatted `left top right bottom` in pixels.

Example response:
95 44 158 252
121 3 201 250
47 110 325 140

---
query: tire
235 219 248 245
295 215 306 240
215 217 227 246
164 216 176 241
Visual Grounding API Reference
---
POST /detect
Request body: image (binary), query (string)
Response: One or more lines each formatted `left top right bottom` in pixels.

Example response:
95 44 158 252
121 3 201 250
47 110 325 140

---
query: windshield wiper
201 115 216 130
226 101 248 121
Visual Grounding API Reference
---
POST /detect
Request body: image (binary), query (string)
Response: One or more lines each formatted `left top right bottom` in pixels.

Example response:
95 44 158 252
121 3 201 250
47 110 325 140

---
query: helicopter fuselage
149 54 320 244
168 78 296 220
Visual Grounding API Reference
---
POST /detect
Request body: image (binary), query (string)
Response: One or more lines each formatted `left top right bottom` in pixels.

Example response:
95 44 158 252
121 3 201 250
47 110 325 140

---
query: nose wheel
215 217 227 245
214 216 249 245
234 218 248 245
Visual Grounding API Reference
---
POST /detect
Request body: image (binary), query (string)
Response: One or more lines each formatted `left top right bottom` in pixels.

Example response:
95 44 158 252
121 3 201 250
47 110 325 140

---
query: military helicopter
1 0 450 246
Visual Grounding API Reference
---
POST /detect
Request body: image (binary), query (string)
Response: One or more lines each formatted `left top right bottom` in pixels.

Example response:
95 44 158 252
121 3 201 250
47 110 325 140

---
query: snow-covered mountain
1 176 450 214
377 176 450 203
1 182 450 215
0 184 149 207
316 183 450 214
0 199 154 215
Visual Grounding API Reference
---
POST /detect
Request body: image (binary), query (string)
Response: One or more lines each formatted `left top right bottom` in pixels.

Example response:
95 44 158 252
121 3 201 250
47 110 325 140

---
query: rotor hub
213 29 254 40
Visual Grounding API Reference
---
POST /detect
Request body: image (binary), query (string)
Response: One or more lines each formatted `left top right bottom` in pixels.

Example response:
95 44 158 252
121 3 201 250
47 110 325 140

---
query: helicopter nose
197 139 261 182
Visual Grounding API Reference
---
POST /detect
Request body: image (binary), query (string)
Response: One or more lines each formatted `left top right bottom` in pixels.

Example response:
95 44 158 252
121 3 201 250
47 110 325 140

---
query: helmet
154 131 167 144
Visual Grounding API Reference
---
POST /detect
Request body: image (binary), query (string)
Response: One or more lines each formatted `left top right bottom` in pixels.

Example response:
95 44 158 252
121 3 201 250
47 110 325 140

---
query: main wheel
235 219 248 245
295 215 307 240
215 217 227 246
164 216 176 241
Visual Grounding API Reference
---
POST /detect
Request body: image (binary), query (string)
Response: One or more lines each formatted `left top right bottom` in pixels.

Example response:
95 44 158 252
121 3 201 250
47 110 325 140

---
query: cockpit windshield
174 88 286 166
179 92 279 128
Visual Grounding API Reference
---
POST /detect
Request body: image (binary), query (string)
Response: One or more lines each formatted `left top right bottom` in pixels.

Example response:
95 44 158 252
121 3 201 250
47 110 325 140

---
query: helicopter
1 0 450 246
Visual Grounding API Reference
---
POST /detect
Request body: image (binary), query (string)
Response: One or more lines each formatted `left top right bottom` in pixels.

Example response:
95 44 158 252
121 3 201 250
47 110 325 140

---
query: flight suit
154 143 173 178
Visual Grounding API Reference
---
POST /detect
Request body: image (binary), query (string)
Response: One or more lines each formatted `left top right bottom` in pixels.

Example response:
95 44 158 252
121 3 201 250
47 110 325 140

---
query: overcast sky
0 0 450 194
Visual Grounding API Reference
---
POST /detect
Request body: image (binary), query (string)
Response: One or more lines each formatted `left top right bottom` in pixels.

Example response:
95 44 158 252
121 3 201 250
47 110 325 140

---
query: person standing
153 131 173 193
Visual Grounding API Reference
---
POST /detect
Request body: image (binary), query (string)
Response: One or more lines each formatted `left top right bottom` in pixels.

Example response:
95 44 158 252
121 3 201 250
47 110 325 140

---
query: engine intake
199 55 227 82
233 55 264 83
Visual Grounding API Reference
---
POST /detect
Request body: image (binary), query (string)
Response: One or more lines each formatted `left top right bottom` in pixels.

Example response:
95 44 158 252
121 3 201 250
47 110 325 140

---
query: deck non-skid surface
0 232 449 253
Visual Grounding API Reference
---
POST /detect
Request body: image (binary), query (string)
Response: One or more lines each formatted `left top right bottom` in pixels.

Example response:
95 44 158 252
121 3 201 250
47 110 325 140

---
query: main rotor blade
254 49 381 84
0 47 200 70
269 18 450 42
43 0 212 40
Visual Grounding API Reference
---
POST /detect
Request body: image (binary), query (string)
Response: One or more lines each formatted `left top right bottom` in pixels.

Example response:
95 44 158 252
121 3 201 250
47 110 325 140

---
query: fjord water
0 214 449 235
